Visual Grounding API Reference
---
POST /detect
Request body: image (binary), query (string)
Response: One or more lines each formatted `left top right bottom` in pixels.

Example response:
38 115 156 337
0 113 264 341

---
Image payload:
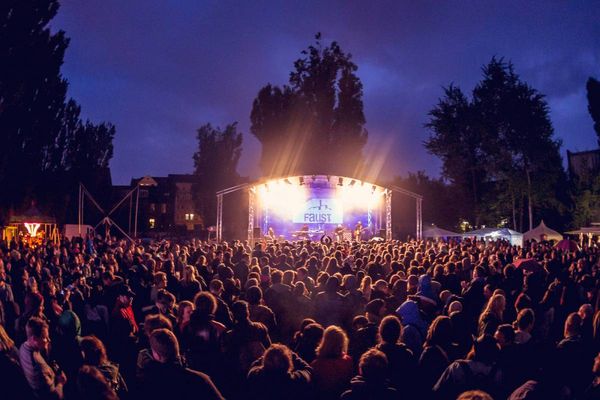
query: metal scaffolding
391 185 424 240
215 183 250 242
216 178 423 243
385 189 392 241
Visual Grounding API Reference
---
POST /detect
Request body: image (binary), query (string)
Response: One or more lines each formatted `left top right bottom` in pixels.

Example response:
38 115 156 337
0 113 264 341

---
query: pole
416 198 423 240
78 184 82 235
134 185 140 238
128 191 133 235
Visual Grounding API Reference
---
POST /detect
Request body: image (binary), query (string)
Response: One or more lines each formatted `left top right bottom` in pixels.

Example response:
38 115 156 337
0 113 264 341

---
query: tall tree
425 58 566 231
251 33 368 177
587 77 600 147
0 0 69 210
0 1 115 220
193 123 243 226
425 85 488 225
473 58 563 231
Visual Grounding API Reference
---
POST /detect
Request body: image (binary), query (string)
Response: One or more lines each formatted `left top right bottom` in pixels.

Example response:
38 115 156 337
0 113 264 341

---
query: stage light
349 180 356 187
338 177 344 186
25 223 41 237
372 185 376 194
299 177 304 186
284 178 292 185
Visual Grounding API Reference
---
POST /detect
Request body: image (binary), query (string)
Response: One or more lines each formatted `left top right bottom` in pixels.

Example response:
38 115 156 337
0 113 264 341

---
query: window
149 218 156 229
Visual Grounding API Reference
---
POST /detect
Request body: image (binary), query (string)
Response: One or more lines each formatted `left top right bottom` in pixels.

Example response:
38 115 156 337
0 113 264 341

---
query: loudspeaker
379 229 386 238
253 227 262 238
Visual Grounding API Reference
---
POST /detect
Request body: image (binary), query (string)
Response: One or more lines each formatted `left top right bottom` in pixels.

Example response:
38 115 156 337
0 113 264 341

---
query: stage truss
216 176 423 243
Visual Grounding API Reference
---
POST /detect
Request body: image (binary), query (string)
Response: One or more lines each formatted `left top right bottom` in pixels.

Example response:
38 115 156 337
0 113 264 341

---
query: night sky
51 1 600 185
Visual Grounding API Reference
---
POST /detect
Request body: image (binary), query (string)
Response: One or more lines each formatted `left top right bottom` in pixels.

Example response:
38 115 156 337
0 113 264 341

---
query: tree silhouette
251 33 367 177
587 77 600 147
426 58 565 231
0 1 115 220
193 123 243 226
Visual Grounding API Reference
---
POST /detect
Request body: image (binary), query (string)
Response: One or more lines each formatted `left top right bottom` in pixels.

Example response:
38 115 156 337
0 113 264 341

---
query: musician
354 221 363 241
334 225 345 242
299 224 309 239
267 227 275 242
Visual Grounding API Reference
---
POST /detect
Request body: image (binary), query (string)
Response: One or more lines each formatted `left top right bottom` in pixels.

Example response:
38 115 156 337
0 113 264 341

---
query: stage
216 175 423 243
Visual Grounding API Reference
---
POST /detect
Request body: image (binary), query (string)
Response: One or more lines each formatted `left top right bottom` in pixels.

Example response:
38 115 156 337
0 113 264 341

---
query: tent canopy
462 227 498 237
463 227 523 247
523 220 563 242
423 224 462 238
9 205 56 224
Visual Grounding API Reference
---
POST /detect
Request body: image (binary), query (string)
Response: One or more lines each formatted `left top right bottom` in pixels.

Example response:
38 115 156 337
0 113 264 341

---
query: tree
424 85 489 225
193 123 243 226
473 58 564 231
0 1 115 220
251 33 368 177
425 58 566 231
587 77 600 147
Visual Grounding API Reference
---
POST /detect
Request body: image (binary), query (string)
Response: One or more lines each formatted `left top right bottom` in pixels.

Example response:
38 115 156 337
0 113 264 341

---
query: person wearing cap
109 284 138 383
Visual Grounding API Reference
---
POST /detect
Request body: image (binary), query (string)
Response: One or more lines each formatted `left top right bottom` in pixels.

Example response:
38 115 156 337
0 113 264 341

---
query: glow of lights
257 179 307 219
24 223 41 237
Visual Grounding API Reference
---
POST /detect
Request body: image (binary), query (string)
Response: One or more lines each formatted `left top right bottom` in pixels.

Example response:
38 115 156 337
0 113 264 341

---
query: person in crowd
350 298 386 362
419 315 455 392
178 265 202 301
293 320 324 364
175 300 193 337
556 312 593 397
340 348 397 400
19 316 67 400
139 328 224 400
478 293 506 336
247 343 313 400
246 285 277 335
80 335 127 398
396 299 427 356
223 300 271 387
433 335 502 399
311 325 354 399
375 315 417 395
75 365 119 400
0 324 34 399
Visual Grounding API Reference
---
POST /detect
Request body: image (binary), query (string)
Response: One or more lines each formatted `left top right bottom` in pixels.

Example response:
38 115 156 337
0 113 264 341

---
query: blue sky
52 0 600 184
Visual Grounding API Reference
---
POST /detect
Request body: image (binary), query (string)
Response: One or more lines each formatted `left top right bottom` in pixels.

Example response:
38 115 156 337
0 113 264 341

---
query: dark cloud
51 0 600 184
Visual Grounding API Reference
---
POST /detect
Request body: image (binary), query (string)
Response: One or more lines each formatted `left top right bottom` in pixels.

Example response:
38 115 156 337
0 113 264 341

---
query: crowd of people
1 233 600 399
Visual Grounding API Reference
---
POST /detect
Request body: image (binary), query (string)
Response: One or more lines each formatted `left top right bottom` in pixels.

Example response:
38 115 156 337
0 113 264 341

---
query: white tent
523 220 563 242
488 228 523 247
463 227 523 246
462 227 498 239
423 224 462 239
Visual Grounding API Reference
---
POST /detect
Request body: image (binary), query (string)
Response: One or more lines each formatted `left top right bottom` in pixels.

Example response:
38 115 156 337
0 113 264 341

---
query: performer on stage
354 221 363 241
299 224 309 239
267 227 275 242
334 224 345 242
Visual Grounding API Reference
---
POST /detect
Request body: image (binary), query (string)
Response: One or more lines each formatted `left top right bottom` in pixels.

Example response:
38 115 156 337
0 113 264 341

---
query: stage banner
293 198 343 224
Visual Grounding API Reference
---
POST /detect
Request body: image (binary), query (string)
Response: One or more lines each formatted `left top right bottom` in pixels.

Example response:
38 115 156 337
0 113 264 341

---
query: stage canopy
523 220 563 242
248 175 391 242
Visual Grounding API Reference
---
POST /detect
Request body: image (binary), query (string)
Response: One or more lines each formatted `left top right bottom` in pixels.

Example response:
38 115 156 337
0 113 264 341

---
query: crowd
1 233 600 399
